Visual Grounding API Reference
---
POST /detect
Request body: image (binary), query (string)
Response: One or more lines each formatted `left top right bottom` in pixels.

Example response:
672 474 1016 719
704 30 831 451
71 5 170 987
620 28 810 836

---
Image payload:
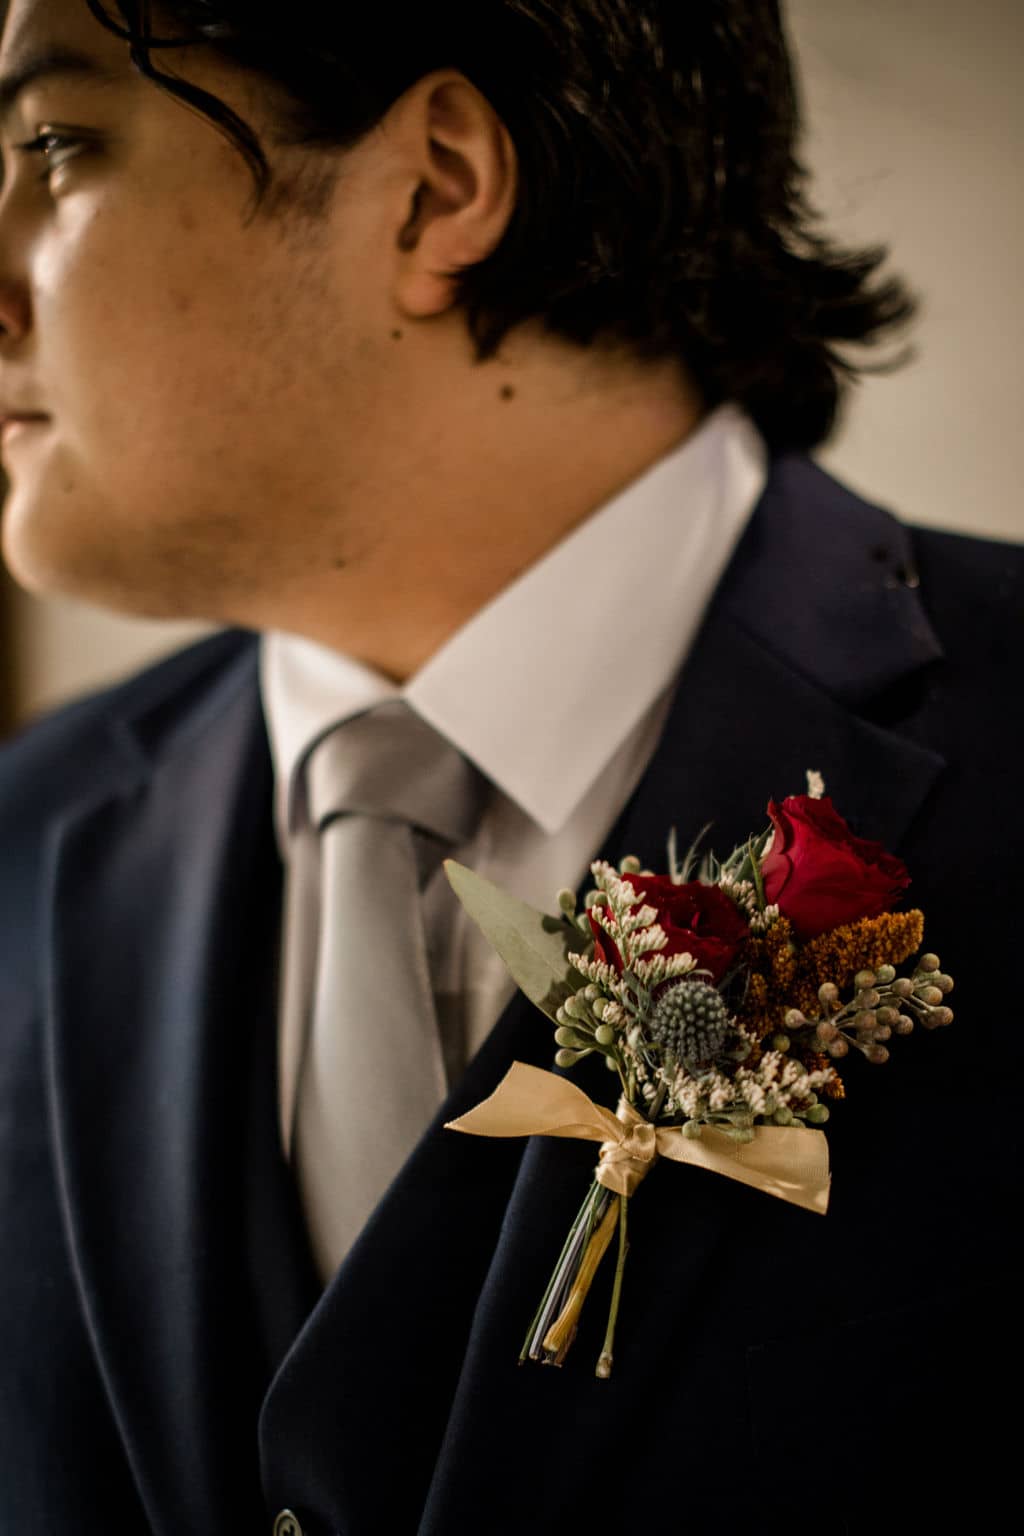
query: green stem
542 1198 619 1363
648 1078 669 1120
748 834 766 909
519 1180 602 1364
595 1194 630 1379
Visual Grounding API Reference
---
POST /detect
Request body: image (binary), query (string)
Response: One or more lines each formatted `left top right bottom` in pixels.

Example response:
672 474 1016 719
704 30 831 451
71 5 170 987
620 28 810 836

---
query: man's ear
388 71 518 319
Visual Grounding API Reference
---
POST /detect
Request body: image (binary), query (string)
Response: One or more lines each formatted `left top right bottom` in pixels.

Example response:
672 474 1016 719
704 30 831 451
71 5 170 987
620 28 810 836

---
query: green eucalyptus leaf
444 859 588 1024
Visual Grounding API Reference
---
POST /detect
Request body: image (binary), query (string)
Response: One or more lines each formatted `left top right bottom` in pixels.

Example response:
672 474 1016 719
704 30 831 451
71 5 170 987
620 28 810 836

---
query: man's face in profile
0 0 396 622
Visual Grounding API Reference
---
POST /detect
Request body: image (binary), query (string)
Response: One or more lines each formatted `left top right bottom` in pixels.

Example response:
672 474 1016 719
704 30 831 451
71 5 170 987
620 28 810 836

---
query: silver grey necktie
289 699 486 1282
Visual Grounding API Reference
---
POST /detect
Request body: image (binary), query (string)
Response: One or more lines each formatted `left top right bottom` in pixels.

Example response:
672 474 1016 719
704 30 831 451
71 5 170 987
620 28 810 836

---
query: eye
13 128 89 180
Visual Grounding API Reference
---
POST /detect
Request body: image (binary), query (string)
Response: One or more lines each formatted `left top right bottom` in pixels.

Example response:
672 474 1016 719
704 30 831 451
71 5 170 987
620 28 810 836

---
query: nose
0 170 33 345
0 278 30 344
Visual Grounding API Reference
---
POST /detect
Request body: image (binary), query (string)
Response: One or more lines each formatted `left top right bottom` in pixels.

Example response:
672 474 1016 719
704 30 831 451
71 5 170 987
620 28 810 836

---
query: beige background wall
3 0 1022 726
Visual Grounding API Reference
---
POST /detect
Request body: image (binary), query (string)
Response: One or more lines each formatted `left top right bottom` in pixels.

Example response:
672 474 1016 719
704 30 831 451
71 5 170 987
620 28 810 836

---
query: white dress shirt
259 401 768 1172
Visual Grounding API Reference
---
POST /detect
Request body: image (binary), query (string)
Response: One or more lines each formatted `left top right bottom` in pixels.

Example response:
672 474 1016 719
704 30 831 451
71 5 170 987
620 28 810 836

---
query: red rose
760 795 910 940
589 875 748 984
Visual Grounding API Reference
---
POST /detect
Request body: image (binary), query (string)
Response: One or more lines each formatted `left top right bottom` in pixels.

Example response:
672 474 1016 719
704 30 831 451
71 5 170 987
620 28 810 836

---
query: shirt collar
260 401 767 841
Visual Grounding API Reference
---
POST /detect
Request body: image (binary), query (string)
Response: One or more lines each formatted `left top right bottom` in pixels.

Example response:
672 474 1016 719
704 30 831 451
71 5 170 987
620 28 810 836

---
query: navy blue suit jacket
1 454 1021 1534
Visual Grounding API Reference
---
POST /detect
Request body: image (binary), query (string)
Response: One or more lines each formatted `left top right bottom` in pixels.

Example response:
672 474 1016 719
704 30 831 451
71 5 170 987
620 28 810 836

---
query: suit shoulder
0 626 258 1008
0 626 256 823
909 521 1023 591
908 523 1023 663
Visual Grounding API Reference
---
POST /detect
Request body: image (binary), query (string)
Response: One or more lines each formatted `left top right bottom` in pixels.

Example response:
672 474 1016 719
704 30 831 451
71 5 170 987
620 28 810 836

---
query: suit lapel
45 641 317 1536
258 456 948 1534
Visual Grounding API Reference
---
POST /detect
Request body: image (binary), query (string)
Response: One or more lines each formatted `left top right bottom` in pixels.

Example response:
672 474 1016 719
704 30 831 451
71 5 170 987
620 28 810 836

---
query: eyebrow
0 47 126 130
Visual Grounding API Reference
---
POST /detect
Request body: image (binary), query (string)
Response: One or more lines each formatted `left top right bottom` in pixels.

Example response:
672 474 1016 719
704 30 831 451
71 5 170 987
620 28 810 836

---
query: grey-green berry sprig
790 953 954 1065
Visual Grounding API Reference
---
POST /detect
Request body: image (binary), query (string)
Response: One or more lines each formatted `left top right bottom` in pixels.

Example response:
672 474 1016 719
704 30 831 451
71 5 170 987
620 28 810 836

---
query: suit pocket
746 1275 1016 1526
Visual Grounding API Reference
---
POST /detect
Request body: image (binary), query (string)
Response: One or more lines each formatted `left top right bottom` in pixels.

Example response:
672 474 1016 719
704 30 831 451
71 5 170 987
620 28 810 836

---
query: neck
243 339 706 681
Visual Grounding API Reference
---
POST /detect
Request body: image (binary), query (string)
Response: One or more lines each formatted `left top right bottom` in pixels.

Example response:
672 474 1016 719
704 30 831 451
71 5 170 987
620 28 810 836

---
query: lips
0 412 50 454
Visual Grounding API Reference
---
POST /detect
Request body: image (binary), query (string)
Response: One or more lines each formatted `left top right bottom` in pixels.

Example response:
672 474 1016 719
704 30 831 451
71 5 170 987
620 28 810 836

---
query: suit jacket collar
715 452 941 707
44 453 946 1534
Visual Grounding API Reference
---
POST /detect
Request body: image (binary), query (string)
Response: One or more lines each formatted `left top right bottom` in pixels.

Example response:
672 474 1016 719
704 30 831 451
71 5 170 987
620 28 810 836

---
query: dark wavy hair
83 0 918 453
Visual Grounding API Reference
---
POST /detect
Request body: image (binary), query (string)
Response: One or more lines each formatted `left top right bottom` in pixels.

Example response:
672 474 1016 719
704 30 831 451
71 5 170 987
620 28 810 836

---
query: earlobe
392 181 469 318
390 73 518 321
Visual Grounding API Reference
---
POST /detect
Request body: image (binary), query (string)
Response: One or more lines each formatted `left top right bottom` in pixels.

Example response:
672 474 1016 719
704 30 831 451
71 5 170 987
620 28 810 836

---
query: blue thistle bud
647 979 732 1067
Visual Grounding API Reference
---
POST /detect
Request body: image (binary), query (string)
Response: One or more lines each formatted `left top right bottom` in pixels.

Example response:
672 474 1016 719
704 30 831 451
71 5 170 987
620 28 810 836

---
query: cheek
28 188 353 530
44 193 224 359
43 252 264 481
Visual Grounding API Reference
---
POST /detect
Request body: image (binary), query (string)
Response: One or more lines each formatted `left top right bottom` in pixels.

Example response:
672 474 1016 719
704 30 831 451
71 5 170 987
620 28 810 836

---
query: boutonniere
443 772 954 1377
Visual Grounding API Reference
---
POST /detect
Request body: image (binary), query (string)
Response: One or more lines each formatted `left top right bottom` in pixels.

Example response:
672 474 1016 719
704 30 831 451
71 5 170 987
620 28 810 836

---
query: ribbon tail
655 1123 831 1214
445 1060 622 1145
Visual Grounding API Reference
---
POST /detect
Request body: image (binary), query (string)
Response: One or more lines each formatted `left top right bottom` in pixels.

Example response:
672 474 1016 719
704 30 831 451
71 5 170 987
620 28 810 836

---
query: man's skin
0 0 704 680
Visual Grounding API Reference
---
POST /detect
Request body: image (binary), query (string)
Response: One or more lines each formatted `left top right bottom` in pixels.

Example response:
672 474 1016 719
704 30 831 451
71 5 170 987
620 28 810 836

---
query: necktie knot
303 699 487 851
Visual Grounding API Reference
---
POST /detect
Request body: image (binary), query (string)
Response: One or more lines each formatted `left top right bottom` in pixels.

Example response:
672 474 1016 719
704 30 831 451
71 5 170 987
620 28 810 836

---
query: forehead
1 0 127 55
0 0 131 67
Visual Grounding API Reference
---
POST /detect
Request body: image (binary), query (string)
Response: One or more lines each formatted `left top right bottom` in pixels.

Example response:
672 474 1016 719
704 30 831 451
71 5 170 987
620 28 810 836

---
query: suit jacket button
273 1512 304 1536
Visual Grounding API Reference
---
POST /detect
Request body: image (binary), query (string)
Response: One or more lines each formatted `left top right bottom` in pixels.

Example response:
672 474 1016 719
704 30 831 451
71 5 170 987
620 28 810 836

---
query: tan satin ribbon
445 1061 831 1213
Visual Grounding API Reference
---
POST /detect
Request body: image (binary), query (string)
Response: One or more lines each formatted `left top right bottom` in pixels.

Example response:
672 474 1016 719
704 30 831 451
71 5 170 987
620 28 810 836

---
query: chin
2 476 239 624
4 502 140 614
0 512 56 599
